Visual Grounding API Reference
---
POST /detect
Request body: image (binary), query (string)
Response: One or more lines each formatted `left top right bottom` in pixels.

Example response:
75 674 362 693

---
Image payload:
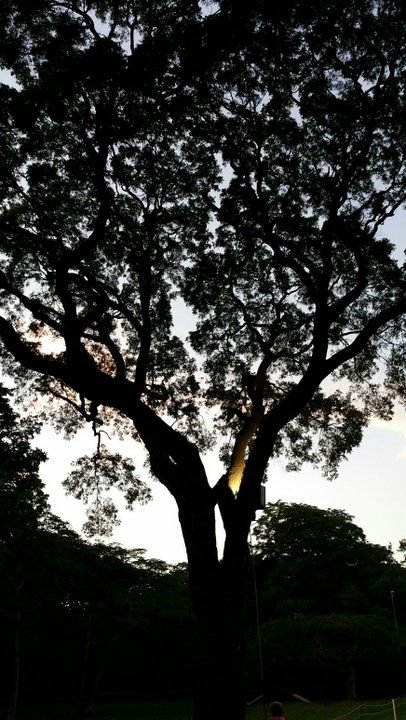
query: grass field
7 696 406 720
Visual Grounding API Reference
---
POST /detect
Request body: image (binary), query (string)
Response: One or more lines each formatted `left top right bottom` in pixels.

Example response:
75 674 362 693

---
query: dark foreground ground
3 697 406 720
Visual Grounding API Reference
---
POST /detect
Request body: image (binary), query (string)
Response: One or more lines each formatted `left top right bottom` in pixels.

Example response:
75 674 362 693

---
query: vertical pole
391 591 399 632
390 591 405 696
249 530 267 720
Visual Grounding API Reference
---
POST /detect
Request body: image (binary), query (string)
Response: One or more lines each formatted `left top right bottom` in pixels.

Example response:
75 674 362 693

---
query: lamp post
391 590 399 633
390 590 404 696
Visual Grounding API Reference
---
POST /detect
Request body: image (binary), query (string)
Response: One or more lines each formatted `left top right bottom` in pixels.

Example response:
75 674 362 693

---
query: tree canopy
253 501 403 615
249 502 406 700
0 1 405 718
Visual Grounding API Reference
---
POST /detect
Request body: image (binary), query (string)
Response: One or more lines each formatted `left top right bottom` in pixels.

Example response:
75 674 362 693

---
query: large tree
0 1 405 718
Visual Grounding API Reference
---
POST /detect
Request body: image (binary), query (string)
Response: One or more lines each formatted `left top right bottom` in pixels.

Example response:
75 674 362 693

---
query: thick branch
325 297 406 376
0 270 63 334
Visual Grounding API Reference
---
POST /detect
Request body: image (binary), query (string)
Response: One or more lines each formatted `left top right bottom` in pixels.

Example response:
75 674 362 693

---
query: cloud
370 416 406 435
369 414 406 459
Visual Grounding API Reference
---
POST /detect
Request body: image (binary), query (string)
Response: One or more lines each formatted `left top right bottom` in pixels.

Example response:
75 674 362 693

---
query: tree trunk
76 612 122 718
346 645 358 701
152 436 255 720
4 621 20 720
77 611 92 713
346 661 357 701
191 572 246 720
4 574 23 720
184 513 251 720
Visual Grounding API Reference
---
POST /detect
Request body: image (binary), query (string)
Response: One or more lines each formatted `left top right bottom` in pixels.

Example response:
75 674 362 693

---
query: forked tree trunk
76 655 105 719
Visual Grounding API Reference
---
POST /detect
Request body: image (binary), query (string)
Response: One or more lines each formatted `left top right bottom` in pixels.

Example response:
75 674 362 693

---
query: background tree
0 383 191 716
0 384 50 720
0 2 406 718
248 502 406 700
249 612 402 702
252 502 400 615
1 471 189 717
61 543 174 718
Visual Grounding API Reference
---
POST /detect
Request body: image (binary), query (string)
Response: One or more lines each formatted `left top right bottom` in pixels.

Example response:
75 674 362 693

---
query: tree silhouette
0 2 405 718
250 502 406 699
